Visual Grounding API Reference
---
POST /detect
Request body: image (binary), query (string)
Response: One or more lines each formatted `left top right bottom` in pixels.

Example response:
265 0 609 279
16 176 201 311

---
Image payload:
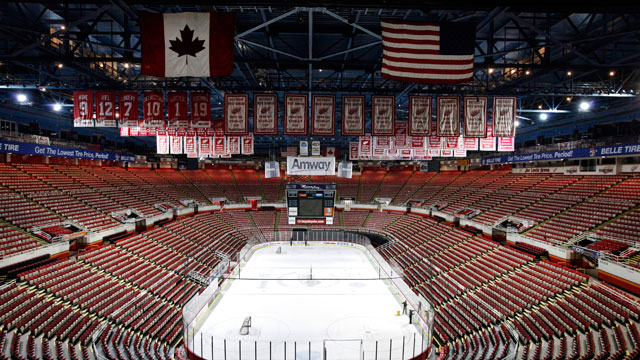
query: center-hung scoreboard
286 183 336 225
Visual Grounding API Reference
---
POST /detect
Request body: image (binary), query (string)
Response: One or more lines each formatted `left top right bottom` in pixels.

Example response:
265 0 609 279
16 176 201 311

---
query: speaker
265 161 280 178
427 160 440 173
337 161 353 178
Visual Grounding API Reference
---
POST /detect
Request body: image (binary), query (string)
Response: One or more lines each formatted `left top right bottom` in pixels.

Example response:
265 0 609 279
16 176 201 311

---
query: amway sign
286 156 335 175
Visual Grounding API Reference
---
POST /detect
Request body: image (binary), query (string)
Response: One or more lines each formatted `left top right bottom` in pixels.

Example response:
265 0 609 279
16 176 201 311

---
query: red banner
73 91 94 127
147 128 157 137
167 92 189 128
214 136 226 156
441 149 454 157
408 96 431 136
428 149 440 157
224 93 249 135
427 122 442 149
156 135 169 154
463 137 479 150
284 94 308 135
118 91 139 128
170 136 182 154
359 135 372 159
142 92 164 128
199 137 212 157
185 137 197 158
311 94 336 136
394 122 408 149
95 91 116 127
120 128 129 137
498 136 515 152
349 142 359 160
480 123 496 151
341 95 365 136
411 136 425 149
253 94 278 135
129 128 139 136
242 135 254 155
463 96 488 137
493 97 517 137
191 92 212 128
443 137 459 149
375 136 391 149
436 96 460 137
228 136 240 155
371 95 395 136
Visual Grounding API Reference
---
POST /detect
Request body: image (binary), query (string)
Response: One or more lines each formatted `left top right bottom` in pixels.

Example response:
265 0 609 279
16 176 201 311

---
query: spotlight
17 94 27 103
609 71 615 77
57 63 63 69
60 25 66 31
514 120 520 127
537 104 542 109
488 68 494 74
53 103 62 111
124 63 130 69
567 71 572 76
579 101 591 111
319 69 322 72
39 87 46 92
297 12 304 23
566 97 572 102
525 70 530 75
539 113 548 121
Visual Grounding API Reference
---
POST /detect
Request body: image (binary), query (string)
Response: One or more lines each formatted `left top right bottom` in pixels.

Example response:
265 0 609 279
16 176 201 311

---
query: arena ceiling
0 1 639 149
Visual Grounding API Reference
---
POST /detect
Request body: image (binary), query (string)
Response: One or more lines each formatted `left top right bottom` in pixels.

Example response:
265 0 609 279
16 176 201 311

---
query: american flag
381 20 476 84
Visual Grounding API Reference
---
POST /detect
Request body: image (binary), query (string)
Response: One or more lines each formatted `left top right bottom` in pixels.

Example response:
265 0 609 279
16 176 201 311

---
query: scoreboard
286 183 336 225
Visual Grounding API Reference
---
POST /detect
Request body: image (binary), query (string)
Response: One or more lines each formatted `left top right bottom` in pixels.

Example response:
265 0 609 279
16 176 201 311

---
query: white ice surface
192 244 424 360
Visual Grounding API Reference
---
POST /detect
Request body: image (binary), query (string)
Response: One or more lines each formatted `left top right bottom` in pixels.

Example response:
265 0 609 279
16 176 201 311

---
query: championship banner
387 148 398 158
253 94 278 135
95 91 116 127
349 142 359 160
198 136 212 157
436 96 460 137
224 93 249 135
400 149 412 159
480 123 496 151
373 148 386 160
341 95 365 136
428 149 440 157
444 137 459 149
463 96 488 137
138 127 148 137
241 135 254 155
454 148 467 157
411 136 426 150
371 95 395 136
463 137 479 150
493 97 517 137
228 136 240 154
441 149 454 157
129 128 139 137
118 91 139 128
414 149 427 158
147 128 157 137
167 92 189 128
284 94 308 135
185 136 197 158
359 135 372 159
142 92 165 128
191 92 212 128
73 91 94 127
311 94 336 136
170 136 183 154
156 135 169 154
120 128 129 137
408 96 431 136
394 121 408 148
214 136 226 156
498 137 515 152
286 156 335 176
375 136 391 149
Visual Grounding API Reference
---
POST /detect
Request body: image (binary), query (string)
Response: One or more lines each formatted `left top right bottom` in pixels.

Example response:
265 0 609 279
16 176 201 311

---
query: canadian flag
140 12 235 77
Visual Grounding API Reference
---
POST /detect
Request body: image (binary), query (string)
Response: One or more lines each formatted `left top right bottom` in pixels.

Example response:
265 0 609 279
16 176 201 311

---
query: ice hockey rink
190 243 427 360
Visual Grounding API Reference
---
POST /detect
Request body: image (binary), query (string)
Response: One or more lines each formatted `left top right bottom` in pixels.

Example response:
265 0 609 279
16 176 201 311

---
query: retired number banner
142 92 164 128
408 96 431 136
224 94 249 135
253 94 278 135
73 91 94 127
118 91 139 128
191 92 212 128
95 91 116 127
311 94 336 136
436 96 460 137
284 94 308 135
341 95 365 136
493 97 517 137
371 95 395 136
463 96 488 137
167 92 189 128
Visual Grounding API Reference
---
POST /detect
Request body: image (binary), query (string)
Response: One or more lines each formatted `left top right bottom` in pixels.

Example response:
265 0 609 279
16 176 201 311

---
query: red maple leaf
169 24 206 65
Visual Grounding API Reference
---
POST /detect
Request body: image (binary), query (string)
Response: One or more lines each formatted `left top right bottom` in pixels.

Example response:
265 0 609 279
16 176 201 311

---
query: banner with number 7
118 91 139 128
